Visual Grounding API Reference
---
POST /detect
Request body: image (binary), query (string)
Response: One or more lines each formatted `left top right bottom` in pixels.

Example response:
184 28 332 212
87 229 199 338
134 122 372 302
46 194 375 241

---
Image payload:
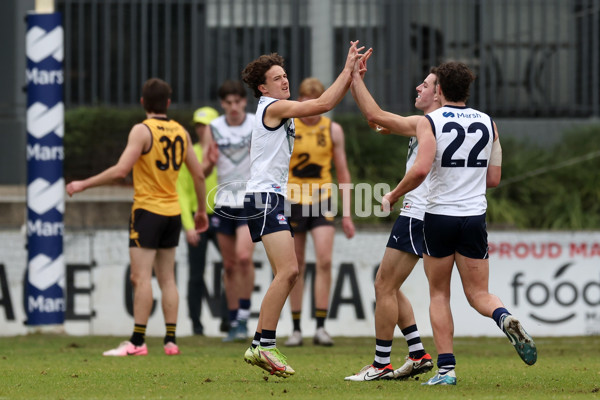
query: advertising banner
25 12 65 326
0 230 599 337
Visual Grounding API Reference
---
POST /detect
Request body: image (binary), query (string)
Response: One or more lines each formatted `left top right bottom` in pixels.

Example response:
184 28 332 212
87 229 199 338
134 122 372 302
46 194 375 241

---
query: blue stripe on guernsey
425 114 436 138
262 101 287 131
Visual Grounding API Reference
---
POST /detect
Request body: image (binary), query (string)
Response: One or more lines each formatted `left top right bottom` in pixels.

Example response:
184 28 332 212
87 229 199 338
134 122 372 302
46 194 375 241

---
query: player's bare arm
350 49 419 137
366 115 420 137
381 116 435 211
487 122 502 188
201 127 218 176
183 131 209 233
65 123 149 196
331 121 355 239
265 41 365 125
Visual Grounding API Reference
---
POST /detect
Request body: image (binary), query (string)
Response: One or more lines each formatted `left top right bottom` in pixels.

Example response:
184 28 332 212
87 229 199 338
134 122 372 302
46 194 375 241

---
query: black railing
58 0 600 117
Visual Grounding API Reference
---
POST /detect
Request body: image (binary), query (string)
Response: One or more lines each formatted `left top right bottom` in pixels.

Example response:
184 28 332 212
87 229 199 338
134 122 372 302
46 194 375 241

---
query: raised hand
358 48 373 79
344 40 366 72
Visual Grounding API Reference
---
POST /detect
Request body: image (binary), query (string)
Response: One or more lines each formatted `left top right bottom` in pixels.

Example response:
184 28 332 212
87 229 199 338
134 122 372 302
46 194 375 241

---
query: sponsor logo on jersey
457 112 482 119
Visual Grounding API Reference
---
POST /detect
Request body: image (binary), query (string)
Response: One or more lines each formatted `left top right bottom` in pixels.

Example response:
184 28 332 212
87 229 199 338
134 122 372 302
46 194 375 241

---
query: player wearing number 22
66 78 209 357
382 62 536 385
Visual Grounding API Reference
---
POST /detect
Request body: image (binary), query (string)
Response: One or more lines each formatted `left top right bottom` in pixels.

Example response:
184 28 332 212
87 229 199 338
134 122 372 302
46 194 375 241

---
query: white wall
1 230 599 337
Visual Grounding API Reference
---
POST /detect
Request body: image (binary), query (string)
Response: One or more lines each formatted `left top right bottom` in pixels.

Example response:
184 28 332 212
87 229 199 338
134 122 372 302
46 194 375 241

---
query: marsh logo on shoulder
442 111 455 118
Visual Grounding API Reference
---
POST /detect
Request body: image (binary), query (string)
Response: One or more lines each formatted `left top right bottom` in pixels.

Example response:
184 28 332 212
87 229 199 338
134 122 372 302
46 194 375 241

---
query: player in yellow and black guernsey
285 77 355 347
66 78 208 357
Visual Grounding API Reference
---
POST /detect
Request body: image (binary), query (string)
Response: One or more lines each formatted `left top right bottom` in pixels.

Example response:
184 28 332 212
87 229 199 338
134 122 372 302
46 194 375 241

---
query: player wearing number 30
66 78 209 357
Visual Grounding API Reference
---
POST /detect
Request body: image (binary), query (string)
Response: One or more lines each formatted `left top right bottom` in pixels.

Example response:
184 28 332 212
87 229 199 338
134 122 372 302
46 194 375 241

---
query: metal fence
57 0 600 117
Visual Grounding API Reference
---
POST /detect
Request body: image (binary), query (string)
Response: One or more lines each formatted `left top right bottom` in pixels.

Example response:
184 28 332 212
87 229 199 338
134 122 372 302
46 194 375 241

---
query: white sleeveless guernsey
400 136 429 220
210 113 255 207
425 105 494 216
245 96 296 197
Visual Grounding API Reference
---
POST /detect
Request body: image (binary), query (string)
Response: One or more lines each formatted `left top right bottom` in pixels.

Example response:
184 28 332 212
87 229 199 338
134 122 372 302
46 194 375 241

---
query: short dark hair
435 62 475 103
429 66 439 84
141 78 172 114
241 53 285 98
218 80 247 100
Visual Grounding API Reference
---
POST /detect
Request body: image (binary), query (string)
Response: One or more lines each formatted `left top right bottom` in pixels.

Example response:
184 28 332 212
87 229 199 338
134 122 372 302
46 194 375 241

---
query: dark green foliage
333 114 410 224
63 107 600 229
63 107 197 182
334 114 410 184
488 125 600 229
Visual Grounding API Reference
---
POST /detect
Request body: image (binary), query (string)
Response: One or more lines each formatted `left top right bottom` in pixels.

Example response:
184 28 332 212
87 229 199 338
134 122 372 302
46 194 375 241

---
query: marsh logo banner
25 12 65 326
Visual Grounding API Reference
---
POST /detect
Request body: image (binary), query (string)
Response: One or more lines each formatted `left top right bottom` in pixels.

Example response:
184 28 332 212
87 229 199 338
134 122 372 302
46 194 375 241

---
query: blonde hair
298 77 325 99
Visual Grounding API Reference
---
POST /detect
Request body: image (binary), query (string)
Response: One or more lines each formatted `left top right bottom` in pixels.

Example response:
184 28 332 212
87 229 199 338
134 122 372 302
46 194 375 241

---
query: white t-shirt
425 105 494 216
210 114 254 207
245 96 296 197
400 136 429 220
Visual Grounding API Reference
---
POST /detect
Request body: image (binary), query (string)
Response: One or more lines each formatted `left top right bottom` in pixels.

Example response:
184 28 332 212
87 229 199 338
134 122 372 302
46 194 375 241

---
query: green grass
1 335 599 399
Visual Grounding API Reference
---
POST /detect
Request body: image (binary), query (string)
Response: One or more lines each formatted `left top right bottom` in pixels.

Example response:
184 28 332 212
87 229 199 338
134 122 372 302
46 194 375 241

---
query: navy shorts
212 205 248 236
244 192 293 243
423 212 489 259
129 208 181 249
288 199 335 233
386 215 424 257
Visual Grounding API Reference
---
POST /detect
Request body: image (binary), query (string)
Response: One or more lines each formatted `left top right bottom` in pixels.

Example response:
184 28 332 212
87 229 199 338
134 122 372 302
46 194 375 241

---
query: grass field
1 334 599 399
